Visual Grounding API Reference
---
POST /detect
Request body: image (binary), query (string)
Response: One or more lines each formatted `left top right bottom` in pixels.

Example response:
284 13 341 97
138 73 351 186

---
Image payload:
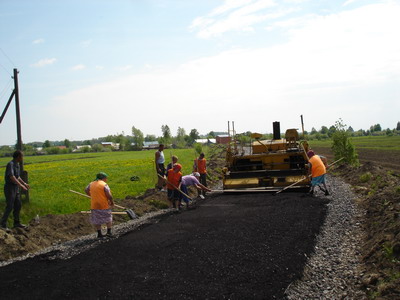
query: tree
161 125 171 145
43 140 51 148
331 119 359 166
145 134 157 142
373 124 382 132
311 127 317 134
64 139 71 148
208 131 216 138
132 126 144 150
188 129 200 145
320 126 328 134
327 125 336 137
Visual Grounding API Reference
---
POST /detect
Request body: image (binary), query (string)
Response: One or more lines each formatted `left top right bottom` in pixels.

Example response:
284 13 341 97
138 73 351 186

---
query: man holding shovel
85 172 114 238
181 172 212 205
307 150 330 196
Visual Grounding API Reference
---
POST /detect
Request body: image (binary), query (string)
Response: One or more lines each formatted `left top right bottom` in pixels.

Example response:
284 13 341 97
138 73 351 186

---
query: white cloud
32 38 44 44
31 58 57 67
71 64 86 71
190 0 278 38
95 65 104 70
116 65 133 71
81 39 92 48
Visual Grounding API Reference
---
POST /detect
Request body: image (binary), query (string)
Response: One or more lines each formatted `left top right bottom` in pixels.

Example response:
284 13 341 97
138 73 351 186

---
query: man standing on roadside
193 152 207 197
307 150 330 195
155 144 166 190
1 150 30 231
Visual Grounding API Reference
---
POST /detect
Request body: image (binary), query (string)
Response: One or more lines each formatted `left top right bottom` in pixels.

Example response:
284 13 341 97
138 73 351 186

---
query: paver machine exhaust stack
222 119 311 192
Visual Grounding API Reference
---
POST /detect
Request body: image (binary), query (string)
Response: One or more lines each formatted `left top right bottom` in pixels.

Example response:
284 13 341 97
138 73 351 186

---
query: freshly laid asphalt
0 192 328 300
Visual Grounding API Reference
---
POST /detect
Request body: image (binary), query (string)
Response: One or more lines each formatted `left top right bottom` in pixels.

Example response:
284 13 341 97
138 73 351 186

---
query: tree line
0 121 398 157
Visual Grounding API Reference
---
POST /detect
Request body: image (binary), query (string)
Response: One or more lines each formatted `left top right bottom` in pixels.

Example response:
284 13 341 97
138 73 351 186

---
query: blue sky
0 0 399 145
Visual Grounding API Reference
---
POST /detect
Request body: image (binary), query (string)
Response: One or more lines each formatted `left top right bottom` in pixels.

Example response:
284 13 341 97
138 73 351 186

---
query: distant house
195 138 216 145
73 145 91 152
101 142 119 150
216 135 231 144
142 141 159 150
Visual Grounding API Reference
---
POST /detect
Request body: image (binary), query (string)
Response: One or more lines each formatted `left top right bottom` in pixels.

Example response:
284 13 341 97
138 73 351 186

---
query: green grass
309 135 400 151
0 148 204 225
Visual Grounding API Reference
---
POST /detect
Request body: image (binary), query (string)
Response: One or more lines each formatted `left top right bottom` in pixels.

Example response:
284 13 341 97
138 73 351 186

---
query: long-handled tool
157 174 192 201
274 157 345 195
69 190 137 220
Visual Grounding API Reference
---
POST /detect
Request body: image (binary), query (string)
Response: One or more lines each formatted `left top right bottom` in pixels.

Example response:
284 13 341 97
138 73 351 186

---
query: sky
0 0 399 145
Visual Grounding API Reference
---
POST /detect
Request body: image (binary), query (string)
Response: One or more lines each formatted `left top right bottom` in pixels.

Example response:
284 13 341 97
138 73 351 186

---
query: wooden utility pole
13 68 23 151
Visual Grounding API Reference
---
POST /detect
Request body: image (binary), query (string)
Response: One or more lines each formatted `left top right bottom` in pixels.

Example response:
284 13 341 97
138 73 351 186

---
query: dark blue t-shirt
5 160 20 185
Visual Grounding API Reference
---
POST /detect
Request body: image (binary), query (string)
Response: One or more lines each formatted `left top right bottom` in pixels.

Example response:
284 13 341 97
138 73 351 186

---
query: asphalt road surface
0 192 328 300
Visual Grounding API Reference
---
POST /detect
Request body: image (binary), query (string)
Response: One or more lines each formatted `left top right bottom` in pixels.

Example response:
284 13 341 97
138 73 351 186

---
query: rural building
194 138 216 145
101 142 119 150
216 135 231 144
142 141 159 150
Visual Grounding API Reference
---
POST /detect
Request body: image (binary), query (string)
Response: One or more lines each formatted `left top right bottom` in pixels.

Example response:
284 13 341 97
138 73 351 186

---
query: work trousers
198 174 207 196
1 184 21 227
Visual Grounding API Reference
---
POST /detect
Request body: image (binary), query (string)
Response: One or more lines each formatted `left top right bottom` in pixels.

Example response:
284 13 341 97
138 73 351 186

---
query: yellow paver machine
222 119 311 192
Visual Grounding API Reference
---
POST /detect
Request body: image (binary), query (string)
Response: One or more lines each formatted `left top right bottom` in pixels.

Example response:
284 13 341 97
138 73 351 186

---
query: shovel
274 157 345 195
69 190 137 220
157 174 192 200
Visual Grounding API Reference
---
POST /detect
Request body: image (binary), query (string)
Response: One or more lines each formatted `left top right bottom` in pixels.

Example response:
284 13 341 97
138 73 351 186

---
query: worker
1 150 30 231
166 163 183 210
155 144 165 190
181 172 212 206
85 172 114 238
193 152 207 197
166 155 178 173
307 150 330 195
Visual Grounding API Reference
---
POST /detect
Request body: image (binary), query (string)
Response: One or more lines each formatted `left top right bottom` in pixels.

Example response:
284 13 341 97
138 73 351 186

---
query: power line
0 47 16 68
0 61 12 76
0 79 13 102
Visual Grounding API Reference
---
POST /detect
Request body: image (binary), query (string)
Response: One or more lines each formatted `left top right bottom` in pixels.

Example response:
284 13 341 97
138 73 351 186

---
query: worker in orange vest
166 163 183 210
193 153 207 197
307 150 330 196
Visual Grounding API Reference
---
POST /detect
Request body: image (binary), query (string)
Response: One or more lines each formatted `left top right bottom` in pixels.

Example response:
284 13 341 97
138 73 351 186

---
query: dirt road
0 192 328 300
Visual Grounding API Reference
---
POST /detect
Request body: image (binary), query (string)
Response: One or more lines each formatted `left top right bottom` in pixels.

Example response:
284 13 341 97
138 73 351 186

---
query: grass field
309 135 400 151
0 148 203 224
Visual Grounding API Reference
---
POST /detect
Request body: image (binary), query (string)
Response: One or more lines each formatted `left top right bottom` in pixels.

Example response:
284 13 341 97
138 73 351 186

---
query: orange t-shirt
309 155 326 178
166 169 182 190
90 180 110 210
194 158 207 174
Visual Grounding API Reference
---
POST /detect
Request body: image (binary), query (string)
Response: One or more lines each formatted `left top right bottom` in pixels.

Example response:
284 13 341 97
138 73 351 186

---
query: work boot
13 223 27 229
1 224 11 233
106 228 112 237
325 190 330 196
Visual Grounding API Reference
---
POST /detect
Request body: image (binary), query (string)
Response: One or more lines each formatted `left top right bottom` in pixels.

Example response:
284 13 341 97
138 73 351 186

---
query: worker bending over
307 150 330 196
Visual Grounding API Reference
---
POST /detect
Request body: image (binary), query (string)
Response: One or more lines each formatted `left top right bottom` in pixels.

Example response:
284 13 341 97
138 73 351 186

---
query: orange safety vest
309 155 326 178
167 169 182 190
90 180 110 210
194 158 207 174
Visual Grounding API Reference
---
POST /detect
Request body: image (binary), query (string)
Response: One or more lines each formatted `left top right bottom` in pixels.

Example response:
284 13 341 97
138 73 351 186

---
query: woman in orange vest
166 163 183 210
307 150 330 196
193 153 207 197
85 172 115 238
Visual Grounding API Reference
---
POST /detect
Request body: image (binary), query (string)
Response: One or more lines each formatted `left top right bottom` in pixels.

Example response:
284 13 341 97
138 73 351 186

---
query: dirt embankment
313 146 400 299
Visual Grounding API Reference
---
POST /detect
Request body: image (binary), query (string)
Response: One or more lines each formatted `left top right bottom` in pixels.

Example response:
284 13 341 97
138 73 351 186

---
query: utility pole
13 68 23 151
0 68 29 201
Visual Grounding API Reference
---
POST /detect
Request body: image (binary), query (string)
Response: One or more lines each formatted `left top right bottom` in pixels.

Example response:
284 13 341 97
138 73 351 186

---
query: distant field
0 148 202 224
309 135 400 151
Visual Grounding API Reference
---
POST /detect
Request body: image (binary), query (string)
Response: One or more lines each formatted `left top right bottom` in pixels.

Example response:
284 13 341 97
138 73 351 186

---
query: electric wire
0 48 16 68
0 80 13 102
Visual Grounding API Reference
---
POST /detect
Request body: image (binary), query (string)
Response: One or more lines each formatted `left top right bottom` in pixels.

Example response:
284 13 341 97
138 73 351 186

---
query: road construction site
0 183 342 299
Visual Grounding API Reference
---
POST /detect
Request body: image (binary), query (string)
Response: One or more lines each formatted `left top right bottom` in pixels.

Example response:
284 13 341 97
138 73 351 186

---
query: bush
360 172 372 183
331 119 359 166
